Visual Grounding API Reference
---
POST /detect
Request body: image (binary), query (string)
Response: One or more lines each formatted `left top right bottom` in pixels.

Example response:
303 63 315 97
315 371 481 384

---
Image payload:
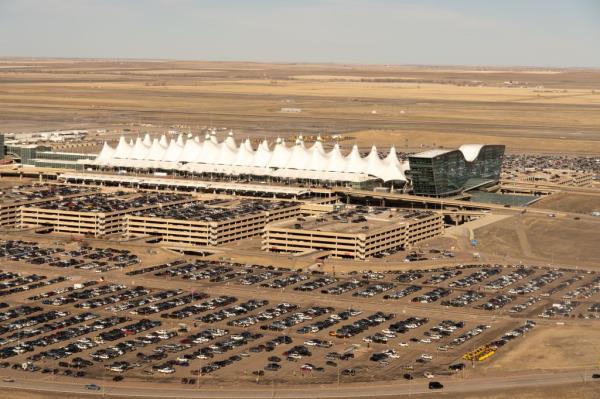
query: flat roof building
20 191 193 237
0 184 96 228
262 207 443 260
127 199 302 247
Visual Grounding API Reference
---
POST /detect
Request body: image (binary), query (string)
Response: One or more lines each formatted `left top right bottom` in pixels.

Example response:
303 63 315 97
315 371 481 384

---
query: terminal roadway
499 181 600 195
0 369 596 398
333 188 526 211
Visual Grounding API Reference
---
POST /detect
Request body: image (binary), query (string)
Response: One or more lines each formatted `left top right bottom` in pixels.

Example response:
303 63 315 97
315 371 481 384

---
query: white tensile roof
113 136 133 159
94 134 412 183
159 134 168 147
162 136 184 162
379 146 406 182
285 138 309 170
146 137 168 161
458 144 485 162
180 137 201 163
365 145 387 178
345 144 366 174
96 142 115 164
269 138 291 168
217 133 238 165
233 139 255 166
142 134 152 147
252 139 272 168
130 137 150 160
305 137 329 171
326 143 347 172
199 135 219 164
209 131 219 145
223 131 237 150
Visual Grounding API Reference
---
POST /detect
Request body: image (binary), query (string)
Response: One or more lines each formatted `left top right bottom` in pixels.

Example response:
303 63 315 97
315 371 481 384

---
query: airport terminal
0 65 598 399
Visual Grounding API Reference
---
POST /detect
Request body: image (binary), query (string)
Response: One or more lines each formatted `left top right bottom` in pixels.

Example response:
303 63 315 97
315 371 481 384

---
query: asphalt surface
0 369 597 398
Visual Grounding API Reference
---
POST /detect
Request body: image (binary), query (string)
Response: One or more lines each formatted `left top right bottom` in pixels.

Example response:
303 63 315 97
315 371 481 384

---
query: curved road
1 369 597 398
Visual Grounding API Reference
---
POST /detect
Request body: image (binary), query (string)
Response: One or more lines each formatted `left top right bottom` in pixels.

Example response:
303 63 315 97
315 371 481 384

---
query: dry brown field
473 213 600 269
531 192 600 214
1 59 599 154
4 383 600 399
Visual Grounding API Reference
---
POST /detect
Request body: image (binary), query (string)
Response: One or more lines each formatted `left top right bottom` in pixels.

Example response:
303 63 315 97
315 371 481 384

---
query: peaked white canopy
252 139 272 167
162 136 184 162
113 136 133 159
217 134 238 165
234 139 255 166
146 138 167 161
130 137 150 160
285 138 309 170
94 133 411 183
199 135 219 164
306 138 329 171
142 133 152 147
326 143 347 172
365 146 387 178
345 144 366 174
159 134 168 147
96 142 115 164
180 137 201 163
269 138 292 168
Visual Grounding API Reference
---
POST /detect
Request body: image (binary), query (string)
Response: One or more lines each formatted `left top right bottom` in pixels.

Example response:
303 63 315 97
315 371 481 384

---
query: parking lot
0 237 597 388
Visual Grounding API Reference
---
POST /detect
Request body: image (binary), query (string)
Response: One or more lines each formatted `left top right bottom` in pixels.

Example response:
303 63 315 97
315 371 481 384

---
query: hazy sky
1 0 599 67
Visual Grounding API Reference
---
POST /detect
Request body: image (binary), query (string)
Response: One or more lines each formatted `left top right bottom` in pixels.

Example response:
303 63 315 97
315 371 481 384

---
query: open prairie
1 59 600 154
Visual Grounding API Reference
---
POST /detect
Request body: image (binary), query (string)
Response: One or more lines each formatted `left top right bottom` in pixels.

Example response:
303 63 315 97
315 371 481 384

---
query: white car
398 342 409 347
157 367 175 374
424 371 435 379
421 354 433 360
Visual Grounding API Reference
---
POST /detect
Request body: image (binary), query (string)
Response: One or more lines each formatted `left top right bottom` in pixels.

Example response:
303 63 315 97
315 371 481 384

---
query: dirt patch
531 192 600 214
402 383 600 399
487 324 600 371
474 214 600 268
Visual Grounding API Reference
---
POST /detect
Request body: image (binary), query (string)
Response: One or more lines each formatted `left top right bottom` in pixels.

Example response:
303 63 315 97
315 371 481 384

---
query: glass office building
4 144 96 170
408 144 505 197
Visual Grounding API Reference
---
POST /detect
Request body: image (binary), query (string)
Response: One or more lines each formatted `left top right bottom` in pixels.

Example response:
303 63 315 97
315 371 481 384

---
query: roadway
500 182 600 196
0 369 597 398
333 188 524 211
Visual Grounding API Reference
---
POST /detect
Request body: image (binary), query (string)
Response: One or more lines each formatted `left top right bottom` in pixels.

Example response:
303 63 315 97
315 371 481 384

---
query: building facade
126 200 301 247
262 210 443 260
408 144 505 197
20 193 193 237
